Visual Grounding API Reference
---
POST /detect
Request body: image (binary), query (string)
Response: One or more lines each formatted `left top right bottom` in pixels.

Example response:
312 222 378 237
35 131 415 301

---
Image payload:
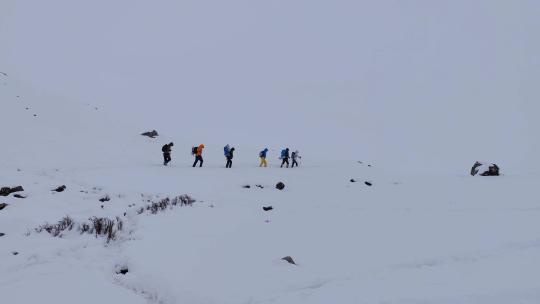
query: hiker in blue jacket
259 148 269 167
224 145 235 168
280 148 290 168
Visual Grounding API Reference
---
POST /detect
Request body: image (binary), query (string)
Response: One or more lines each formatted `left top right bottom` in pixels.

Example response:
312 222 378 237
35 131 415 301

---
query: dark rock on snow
0 187 11 196
53 185 67 192
141 130 159 138
471 161 500 176
350 179 357 183
117 267 129 275
99 195 111 203
263 206 273 211
10 186 24 193
364 182 373 186
0 186 24 196
13 194 26 199
276 182 285 190
0 203 8 211
12 251 18 256
256 185 264 189
0 233 5 237
282 256 296 265
242 185 251 189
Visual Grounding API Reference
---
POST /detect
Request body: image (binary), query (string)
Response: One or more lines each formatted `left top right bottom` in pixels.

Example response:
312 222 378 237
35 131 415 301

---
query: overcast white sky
1 0 539 170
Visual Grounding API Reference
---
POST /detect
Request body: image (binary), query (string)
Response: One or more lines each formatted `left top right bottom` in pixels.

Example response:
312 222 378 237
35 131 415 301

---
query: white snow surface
1 75 540 304
2 1 540 303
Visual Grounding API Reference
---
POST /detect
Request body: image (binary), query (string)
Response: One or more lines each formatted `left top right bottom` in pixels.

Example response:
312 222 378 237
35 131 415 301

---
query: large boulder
471 161 500 176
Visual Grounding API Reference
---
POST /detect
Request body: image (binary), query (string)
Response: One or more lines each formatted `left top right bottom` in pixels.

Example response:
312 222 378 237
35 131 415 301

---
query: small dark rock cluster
117 267 129 275
276 182 285 190
0 186 24 196
141 130 159 138
471 162 500 176
53 185 67 192
263 206 273 211
99 195 110 202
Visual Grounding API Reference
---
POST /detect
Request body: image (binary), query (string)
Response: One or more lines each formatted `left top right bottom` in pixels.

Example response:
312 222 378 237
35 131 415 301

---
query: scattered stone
13 194 26 199
33 114 37 117
141 130 159 138
0 186 24 196
0 203 8 210
117 267 129 275
276 182 285 190
12 251 19 256
350 179 357 183
242 185 251 189
53 185 67 192
10 186 24 193
256 185 264 189
263 206 273 211
282 256 296 265
471 161 500 176
364 182 373 186
0 233 5 237
99 195 111 202
101 205 104 209
0 187 11 196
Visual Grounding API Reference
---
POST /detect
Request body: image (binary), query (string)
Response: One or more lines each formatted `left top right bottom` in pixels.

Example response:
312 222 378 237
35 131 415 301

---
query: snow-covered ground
2 1 540 303
2 75 540 304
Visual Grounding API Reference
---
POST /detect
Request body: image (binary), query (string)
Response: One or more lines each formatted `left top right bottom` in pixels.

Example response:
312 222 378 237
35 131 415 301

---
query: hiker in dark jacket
280 148 290 168
162 142 174 166
226 147 235 168
291 150 301 168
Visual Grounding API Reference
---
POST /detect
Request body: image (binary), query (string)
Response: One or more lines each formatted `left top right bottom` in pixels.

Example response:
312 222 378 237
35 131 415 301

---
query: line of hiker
162 144 301 168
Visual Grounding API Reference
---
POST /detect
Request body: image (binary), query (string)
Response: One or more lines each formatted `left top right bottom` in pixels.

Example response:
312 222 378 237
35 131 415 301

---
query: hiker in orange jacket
193 144 205 167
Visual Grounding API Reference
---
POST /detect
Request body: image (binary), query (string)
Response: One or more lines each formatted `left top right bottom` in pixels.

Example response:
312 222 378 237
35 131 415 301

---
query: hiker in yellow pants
259 148 269 167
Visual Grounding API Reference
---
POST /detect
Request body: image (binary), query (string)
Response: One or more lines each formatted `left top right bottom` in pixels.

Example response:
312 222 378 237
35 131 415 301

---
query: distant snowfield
2 76 540 303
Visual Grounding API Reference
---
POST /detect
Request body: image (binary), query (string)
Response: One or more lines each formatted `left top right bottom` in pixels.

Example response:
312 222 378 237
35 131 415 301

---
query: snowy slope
2 75 540 304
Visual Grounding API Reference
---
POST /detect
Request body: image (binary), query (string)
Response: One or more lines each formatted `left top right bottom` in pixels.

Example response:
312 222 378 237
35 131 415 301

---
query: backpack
281 149 287 158
259 151 264 157
224 145 230 156
162 145 168 153
191 146 197 155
